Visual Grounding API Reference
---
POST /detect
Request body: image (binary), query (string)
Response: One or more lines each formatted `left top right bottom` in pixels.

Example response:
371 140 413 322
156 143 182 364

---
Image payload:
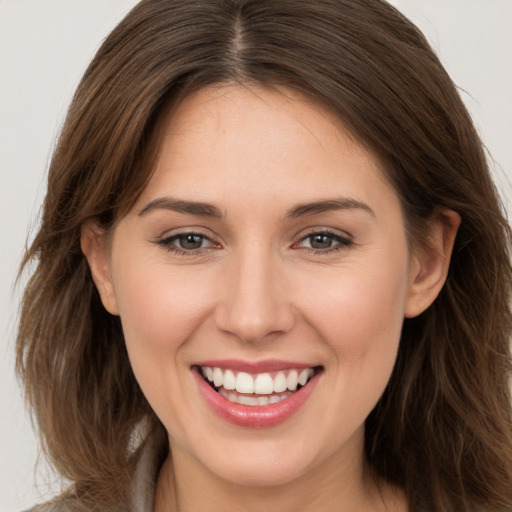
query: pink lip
193 367 320 428
194 359 316 373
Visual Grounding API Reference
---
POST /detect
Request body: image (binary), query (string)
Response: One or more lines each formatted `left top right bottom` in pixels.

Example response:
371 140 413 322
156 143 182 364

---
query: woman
16 0 512 511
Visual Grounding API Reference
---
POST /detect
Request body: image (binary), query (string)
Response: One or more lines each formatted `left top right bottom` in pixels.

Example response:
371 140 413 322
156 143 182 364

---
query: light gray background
1 1 511 510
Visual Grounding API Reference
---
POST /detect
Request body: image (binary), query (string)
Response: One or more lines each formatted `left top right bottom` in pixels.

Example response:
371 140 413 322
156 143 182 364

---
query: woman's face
88 84 436 488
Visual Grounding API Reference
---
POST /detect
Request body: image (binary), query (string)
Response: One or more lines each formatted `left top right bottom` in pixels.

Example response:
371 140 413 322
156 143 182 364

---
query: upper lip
194 359 319 374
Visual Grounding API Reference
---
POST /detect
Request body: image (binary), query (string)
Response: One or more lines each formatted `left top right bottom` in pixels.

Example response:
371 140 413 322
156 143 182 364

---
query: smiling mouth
197 366 321 406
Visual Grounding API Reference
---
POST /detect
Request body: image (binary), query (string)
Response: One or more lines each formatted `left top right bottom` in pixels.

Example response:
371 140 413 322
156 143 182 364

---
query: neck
153 435 407 512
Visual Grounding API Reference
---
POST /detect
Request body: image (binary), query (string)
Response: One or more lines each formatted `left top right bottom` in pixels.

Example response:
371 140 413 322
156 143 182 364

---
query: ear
405 210 461 318
81 221 119 315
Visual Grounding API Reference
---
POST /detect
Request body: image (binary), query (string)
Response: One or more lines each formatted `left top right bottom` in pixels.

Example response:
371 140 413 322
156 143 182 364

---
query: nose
214 246 296 343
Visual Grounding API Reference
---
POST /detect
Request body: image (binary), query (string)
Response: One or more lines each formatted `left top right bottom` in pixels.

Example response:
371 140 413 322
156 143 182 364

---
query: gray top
23 434 161 512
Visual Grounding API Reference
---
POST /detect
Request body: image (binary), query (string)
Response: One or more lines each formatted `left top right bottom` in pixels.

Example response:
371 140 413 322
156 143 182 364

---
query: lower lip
194 368 319 428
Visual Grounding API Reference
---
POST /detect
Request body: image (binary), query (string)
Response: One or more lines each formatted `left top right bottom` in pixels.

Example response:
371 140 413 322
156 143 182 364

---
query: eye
305 233 336 250
173 233 210 250
155 231 217 254
295 230 353 253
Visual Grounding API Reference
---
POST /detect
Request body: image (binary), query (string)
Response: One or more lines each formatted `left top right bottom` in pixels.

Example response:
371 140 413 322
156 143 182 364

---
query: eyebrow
139 198 224 218
285 198 375 219
138 196 374 219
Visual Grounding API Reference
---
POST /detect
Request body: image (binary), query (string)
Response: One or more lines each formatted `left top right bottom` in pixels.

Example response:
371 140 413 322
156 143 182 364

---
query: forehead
135 84 399 219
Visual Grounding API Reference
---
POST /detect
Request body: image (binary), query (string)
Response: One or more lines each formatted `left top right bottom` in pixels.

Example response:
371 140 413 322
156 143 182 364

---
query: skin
82 84 460 511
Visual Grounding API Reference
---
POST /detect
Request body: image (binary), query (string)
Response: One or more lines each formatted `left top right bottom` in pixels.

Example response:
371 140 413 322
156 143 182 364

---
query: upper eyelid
159 226 218 241
166 232 212 242
163 232 218 249
154 231 220 257
154 228 220 252
292 228 354 251
295 227 353 241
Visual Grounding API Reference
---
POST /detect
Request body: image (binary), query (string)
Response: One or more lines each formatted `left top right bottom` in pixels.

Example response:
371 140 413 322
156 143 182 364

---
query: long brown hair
17 1 512 510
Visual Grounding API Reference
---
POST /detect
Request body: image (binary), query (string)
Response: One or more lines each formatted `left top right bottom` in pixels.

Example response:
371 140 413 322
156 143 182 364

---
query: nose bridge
215 242 295 342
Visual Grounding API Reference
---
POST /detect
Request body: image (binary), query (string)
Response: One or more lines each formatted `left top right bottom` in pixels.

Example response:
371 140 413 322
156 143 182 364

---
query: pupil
180 234 203 249
310 234 332 249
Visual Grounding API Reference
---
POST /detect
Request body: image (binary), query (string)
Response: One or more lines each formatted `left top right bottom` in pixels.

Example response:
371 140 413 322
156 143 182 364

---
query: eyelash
295 229 354 255
154 231 218 256
154 229 353 257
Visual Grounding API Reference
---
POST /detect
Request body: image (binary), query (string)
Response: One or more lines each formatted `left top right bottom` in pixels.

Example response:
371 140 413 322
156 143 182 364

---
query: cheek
113 260 214 353
109 258 218 424
302 255 409 398
308 263 407 344
304 270 408 440
110 259 217 429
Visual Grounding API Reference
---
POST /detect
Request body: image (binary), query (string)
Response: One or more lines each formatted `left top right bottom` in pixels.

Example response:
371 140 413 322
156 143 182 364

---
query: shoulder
22 504 73 512
22 501 126 512
21 431 165 512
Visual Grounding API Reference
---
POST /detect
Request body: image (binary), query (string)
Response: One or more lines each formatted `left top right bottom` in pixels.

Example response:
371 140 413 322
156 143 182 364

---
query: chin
181 430 337 489
205 454 313 488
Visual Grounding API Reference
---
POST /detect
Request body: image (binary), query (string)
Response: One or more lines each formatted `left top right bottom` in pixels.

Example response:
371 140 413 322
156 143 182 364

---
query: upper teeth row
201 367 315 394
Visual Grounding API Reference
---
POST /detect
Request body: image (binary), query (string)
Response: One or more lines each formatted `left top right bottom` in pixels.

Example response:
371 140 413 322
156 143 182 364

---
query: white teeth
213 367 223 387
235 372 254 394
287 370 299 391
223 369 236 390
298 369 310 386
258 396 270 406
254 373 274 394
238 395 260 406
218 388 292 406
201 366 316 395
273 372 288 392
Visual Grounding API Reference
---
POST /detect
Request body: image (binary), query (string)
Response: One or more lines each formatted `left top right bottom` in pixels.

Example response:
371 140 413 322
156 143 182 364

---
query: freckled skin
87 84 444 511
